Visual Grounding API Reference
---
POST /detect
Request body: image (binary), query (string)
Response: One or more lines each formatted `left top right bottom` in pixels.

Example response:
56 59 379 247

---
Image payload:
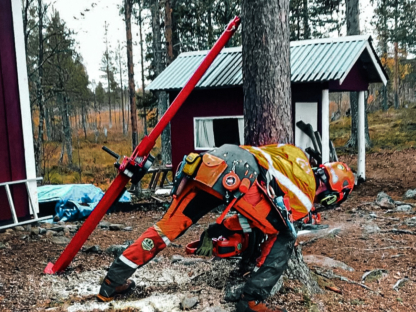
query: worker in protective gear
97 144 354 312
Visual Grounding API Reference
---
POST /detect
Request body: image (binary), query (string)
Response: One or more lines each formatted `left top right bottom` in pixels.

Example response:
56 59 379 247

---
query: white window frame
193 115 244 150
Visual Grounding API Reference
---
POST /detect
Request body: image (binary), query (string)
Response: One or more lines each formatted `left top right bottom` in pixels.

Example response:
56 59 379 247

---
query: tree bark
103 21 112 128
164 0 174 65
58 93 72 166
124 0 138 150
118 51 126 135
302 0 310 39
152 0 172 164
106 61 112 128
381 0 388 111
158 92 172 165
393 0 399 109
242 0 320 295
35 0 45 177
151 1 163 78
207 0 214 47
138 0 147 136
345 0 371 148
393 41 399 109
242 0 292 145
125 0 138 150
82 101 87 139
45 106 52 140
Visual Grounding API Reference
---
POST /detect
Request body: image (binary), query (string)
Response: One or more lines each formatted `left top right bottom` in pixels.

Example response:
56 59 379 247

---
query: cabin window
194 116 244 150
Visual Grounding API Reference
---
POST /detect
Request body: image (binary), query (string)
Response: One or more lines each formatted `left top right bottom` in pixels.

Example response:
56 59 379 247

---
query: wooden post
358 91 365 180
321 89 330 163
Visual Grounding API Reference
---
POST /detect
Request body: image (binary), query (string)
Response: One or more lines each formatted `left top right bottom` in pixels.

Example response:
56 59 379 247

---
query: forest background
23 0 416 189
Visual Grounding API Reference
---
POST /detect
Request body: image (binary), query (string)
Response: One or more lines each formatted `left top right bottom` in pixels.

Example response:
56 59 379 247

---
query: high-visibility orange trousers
102 180 295 301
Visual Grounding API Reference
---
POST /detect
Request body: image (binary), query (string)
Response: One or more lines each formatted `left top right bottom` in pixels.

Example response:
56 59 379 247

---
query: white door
295 102 318 155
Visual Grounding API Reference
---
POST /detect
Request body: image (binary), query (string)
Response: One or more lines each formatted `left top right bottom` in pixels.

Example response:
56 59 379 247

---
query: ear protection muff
317 190 339 207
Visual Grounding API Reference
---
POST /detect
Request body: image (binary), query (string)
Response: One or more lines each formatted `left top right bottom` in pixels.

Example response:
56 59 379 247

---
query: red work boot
236 299 287 312
96 278 136 302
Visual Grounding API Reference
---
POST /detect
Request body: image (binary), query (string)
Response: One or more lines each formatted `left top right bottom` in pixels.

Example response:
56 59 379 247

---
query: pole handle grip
102 146 120 160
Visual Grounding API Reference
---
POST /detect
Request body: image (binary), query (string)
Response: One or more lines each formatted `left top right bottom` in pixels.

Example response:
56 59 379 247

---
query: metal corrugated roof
147 35 387 91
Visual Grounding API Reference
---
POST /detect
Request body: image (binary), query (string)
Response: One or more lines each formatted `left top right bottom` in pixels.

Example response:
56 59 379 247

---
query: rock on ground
106 244 128 258
403 189 416 199
45 230 55 238
404 217 416 227
181 296 198 310
303 255 355 272
109 224 124 231
396 205 413 212
375 192 395 209
50 236 70 245
363 223 381 234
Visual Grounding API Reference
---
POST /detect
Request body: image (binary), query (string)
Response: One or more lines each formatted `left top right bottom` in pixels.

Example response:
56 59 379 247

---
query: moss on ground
330 105 416 154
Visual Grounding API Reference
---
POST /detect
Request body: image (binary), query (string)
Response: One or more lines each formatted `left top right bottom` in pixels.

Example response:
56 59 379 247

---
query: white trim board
11 0 39 213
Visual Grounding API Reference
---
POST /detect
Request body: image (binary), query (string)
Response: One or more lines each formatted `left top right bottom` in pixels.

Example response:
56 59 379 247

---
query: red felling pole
44 16 241 274
135 16 241 158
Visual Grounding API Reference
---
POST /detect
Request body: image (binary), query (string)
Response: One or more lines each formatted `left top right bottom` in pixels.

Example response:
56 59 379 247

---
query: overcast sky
47 0 376 89
48 0 144 88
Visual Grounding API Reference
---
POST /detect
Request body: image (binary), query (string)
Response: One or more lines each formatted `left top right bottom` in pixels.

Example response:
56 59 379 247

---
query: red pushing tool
44 16 241 274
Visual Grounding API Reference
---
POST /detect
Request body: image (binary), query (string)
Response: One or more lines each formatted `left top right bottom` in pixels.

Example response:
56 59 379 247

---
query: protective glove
195 229 213 257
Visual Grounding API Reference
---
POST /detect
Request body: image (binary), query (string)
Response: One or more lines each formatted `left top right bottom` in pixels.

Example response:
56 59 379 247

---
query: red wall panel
170 88 244 169
0 0 29 221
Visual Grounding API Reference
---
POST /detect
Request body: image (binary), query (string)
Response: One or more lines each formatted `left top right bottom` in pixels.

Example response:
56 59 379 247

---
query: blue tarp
38 184 131 222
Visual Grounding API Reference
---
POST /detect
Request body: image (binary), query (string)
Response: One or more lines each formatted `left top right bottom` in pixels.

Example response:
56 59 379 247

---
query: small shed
0 0 43 228
147 35 388 181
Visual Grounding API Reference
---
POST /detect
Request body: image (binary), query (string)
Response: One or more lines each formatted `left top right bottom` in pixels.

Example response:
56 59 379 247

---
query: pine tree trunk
242 0 319 295
35 0 45 177
302 0 310 39
242 0 292 145
394 41 399 109
107 76 112 128
381 1 389 112
152 0 172 164
82 101 87 140
125 0 138 150
207 1 214 46
346 92 358 148
138 0 146 136
345 0 371 148
164 0 174 65
158 92 172 165
119 56 126 135
63 96 73 166
45 106 52 141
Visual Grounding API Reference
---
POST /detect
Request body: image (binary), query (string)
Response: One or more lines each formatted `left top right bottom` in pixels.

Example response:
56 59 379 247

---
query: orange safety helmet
314 162 355 207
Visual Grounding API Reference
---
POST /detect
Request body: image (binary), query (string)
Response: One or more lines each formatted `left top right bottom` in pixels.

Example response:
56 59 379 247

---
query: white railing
0 178 52 230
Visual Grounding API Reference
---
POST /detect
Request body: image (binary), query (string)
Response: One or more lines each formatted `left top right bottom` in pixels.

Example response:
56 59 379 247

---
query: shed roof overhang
147 35 388 92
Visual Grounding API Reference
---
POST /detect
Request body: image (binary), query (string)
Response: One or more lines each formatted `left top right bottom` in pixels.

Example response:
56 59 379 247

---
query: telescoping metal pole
44 16 241 274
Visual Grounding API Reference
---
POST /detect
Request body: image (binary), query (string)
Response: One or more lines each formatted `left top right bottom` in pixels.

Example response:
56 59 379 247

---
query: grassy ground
40 110 162 190
40 105 416 189
330 105 416 152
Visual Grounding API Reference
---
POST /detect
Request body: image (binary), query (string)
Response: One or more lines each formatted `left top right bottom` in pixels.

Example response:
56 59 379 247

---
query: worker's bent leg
241 229 296 301
98 181 222 300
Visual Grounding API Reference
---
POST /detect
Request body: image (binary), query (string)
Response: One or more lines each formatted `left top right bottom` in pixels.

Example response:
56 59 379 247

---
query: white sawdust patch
41 256 212 300
67 294 182 312
42 269 106 299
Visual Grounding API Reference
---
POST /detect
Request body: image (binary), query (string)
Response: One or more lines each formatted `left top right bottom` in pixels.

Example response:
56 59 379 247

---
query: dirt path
1 150 416 311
